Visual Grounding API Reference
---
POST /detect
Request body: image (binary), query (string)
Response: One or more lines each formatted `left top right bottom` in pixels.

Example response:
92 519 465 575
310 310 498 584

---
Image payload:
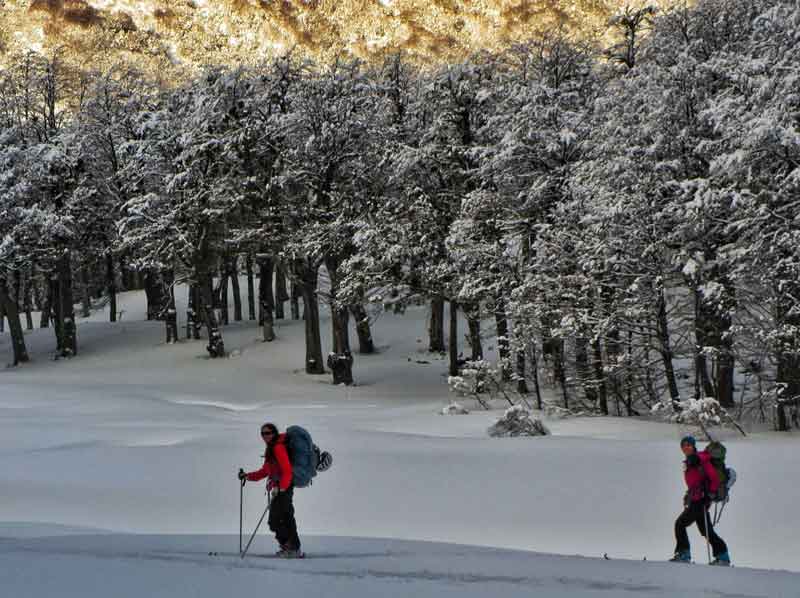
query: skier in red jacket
239 422 302 558
670 436 730 565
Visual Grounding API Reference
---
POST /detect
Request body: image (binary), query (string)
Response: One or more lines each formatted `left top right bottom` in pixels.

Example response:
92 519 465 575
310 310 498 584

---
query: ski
207 551 306 559
602 553 648 562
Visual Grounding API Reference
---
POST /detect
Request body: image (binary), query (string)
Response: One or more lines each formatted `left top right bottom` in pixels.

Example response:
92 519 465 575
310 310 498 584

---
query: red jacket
684 450 719 502
246 434 293 491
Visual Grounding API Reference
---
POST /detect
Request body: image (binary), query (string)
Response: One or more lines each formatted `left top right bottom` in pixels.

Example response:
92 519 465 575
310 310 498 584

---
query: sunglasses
261 430 274 437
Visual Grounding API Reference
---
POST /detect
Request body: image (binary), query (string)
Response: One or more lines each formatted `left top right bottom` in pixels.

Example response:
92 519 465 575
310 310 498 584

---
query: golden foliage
1 0 679 76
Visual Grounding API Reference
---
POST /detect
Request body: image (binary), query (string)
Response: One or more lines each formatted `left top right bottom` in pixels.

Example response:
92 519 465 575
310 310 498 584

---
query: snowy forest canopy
1 0 798 430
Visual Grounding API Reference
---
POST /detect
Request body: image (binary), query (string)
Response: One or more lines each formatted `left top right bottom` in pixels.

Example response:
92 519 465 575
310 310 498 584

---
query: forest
1 0 798 431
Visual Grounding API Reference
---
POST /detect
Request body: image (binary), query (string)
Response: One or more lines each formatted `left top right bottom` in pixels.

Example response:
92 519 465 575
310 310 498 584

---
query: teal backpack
284 426 332 488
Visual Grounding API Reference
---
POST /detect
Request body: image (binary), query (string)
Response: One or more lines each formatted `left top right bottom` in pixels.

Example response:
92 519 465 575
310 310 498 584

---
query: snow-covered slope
1 284 799 597
2 532 799 598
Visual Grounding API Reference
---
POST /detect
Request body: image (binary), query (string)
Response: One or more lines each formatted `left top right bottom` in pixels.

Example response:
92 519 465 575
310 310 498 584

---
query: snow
3 532 799 598
1 283 799 597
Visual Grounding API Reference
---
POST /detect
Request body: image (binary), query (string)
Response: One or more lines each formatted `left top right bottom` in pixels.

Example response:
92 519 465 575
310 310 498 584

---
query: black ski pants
674 499 728 557
269 486 301 550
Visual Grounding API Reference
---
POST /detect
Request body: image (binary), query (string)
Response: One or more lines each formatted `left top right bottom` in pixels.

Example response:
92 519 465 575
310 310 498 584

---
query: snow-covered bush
448 360 493 409
488 405 550 437
448 359 531 411
652 397 745 438
440 402 469 415
542 404 590 419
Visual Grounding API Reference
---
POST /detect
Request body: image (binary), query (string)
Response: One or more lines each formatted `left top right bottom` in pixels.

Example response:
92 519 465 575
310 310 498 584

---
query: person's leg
268 492 290 548
674 506 694 556
283 487 301 551
695 504 728 557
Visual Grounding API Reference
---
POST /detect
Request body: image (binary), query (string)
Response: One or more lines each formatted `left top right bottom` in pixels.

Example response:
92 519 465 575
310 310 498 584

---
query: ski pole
704 504 712 564
714 501 725 526
239 469 245 555
241 492 271 559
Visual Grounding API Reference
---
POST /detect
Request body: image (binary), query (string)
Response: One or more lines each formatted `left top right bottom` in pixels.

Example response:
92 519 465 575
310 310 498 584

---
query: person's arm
246 458 271 482
274 443 293 490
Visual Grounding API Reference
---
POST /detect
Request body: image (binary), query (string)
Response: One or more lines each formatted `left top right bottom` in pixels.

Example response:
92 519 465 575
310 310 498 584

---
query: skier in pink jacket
670 436 730 565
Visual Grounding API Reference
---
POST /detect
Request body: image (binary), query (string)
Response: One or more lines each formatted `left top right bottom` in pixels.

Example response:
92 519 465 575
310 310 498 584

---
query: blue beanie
680 435 696 447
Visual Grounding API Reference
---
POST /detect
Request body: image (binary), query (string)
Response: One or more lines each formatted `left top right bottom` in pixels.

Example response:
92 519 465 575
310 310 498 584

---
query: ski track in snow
1 535 793 598
160 397 268 412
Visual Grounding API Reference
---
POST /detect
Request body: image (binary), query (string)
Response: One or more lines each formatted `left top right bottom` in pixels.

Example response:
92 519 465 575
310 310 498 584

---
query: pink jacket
684 450 719 502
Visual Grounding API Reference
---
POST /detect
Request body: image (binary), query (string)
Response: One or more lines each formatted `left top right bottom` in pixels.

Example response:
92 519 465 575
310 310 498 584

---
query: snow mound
440 402 469 415
488 406 550 437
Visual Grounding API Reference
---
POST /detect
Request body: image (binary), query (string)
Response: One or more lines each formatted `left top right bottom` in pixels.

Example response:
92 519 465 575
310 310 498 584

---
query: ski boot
275 545 304 559
669 551 691 563
710 552 731 567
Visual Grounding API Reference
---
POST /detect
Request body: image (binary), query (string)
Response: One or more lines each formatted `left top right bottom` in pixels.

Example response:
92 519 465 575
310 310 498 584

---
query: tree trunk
325 255 354 385
693 283 735 407
591 337 608 415
296 259 324 374
655 285 680 406
13 270 24 326
144 270 166 321
229 255 242 322
530 341 543 410
31 265 43 312
106 254 117 323
0 277 29 365
290 278 301 320
716 337 735 410
186 283 201 340
330 305 351 354
198 257 225 358
465 305 483 361
449 300 459 377
625 329 638 416
50 276 62 351
428 297 446 353
775 276 800 430
57 251 77 357
120 258 133 291
575 336 597 404
23 269 33 331
275 262 288 320
495 299 511 382
545 336 569 409
219 265 229 326
0 284 5 334
326 282 350 353
350 304 375 354
246 254 256 321
258 256 275 342
327 350 354 385
693 289 715 399
133 270 144 291
163 269 179 343
514 322 529 394
80 267 91 318
40 277 52 329
601 282 620 415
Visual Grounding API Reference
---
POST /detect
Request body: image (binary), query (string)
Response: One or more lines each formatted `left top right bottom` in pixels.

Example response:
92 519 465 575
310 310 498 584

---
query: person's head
680 435 696 456
260 422 279 446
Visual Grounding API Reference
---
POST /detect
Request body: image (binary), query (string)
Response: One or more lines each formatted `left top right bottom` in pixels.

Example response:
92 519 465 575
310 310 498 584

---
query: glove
269 486 280 500
238 469 247 481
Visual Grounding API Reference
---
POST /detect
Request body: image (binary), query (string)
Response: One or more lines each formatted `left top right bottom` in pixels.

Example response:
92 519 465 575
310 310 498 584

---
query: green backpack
705 441 734 502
